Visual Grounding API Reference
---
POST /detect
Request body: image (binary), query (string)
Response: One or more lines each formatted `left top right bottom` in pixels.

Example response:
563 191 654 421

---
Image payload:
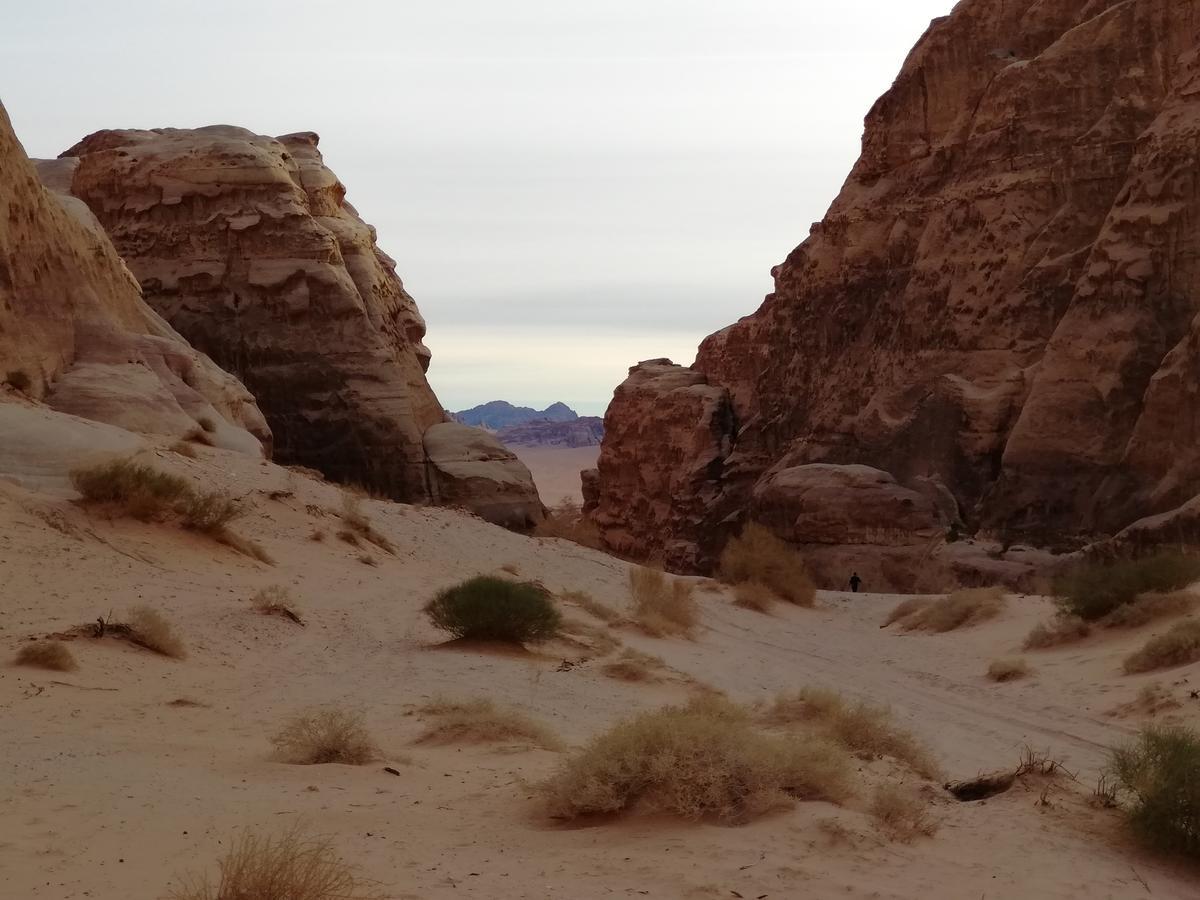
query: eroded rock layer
594 0 1200 584
0 103 270 455
56 126 446 501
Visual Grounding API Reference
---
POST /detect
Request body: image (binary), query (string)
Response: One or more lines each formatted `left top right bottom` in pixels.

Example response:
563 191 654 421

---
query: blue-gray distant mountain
453 401 578 430
497 417 604 448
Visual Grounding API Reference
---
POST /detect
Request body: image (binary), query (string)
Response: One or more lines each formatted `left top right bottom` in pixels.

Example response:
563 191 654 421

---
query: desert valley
4 1 1200 898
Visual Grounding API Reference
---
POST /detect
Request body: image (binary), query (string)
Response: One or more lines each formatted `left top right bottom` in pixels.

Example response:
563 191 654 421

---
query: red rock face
593 0 1200 581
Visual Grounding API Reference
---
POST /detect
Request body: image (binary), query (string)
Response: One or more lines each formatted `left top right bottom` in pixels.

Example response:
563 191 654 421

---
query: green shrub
425 576 561 644
1054 554 1200 622
1123 621 1200 674
719 523 816 606
1110 725 1200 858
71 459 191 520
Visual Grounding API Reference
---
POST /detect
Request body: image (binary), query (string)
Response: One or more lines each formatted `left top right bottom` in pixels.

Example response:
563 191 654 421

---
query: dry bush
763 688 939 779
71 459 191 520
14 640 77 671
416 698 560 749
499 563 520 575
533 499 604 550
216 529 275 565
883 597 931 627
358 554 378 567
870 784 937 841
1055 553 1200 622
5 369 31 392
184 427 213 446
559 618 622 655
337 529 360 547
251 586 304 625
1102 591 1198 629
340 494 395 554
542 696 853 822
169 440 199 459
629 567 699 637
271 708 377 765
601 648 667 682
196 415 217 434
180 491 242 533
987 658 1031 682
562 590 620 623
733 581 778 613
425 576 562 644
888 587 1005 633
1110 725 1200 858
128 606 187 658
1123 621 1200 674
168 825 381 900
309 529 325 542
718 522 815 607
1024 614 1091 649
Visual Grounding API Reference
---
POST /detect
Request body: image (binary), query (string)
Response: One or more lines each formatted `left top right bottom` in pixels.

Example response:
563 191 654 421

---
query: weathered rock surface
497 417 604 448
424 423 545 529
593 0 1200 586
0 103 270 455
56 125 446 501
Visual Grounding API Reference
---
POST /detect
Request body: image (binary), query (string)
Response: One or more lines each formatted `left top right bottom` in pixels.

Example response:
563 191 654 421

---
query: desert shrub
764 688 938 779
271 708 377 765
1123 621 1200 674
718 522 815 606
1054 553 1200 622
416 698 560 749
887 587 1005 633
71 459 191 520
184 427 213 446
629 567 698 637
733 582 777 613
986 658 1030 682
1110 725 1200 858
14 640 77 671
169 440 199 459
5 369 31 392
542 696 852 822
562 590 620 623
251 586 304 624
180 491 242 533
340 494 395 554
217 530 275 565
559 617 622 654
882 597 931 627
1103 591 1198 629
1024 614 1091 649
870 784 937 841
601 648 667 682
168 825 380 900
424 576 561 644
126 606 186 658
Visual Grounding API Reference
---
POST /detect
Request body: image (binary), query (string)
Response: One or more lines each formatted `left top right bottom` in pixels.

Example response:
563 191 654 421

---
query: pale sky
1 0 953 415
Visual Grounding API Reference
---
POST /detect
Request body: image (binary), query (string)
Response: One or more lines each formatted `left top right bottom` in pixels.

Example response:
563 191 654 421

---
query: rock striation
0 103 270 456
53 125 542 522
592 0 1200 586
497 417 604 448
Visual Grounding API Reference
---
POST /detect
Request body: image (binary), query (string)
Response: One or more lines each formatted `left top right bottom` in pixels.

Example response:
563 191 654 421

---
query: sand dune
2 443 1198 899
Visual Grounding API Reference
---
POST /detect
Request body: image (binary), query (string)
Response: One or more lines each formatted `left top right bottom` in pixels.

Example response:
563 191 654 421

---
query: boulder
424 423 545 529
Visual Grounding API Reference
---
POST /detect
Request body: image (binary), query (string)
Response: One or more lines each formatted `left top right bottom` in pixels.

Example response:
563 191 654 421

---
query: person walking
849 572 862 593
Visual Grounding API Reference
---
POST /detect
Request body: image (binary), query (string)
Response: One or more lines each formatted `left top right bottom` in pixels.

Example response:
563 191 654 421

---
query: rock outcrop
0 103 270 455
52 125 542 521
497 417 604 448
424 423 544 529
592 0 1200 586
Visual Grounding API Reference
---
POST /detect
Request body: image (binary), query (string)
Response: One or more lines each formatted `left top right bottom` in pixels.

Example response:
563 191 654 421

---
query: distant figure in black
849 572 862 593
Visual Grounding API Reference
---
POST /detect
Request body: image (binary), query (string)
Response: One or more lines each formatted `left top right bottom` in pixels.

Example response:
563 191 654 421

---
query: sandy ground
2 444 1199 899
509 445 599 506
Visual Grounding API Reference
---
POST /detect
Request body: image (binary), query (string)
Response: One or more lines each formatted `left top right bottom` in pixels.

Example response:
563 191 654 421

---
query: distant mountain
453 400 578 430
497 417 604 448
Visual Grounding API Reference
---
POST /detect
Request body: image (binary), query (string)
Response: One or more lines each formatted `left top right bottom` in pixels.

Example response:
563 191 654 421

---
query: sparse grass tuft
886 587 1005 633
425 576 561 644
251 586 304 625
559 617 622 655
1123 621 1200 674
542 696 853 822
71 459 191 520
883 597 931 627
416 698 560 749
601 648 667 682
499 563 520 576
127 606 187 658
562 590 620 623
196 416 217 433
180 491 242 533
184 427 213 446
340 494 395 554
629 567 699 637
534 499 604 550
271 708 377 765
167 825 381 900
169 440 199 458
733 581 777 613
763 688 938 779
987 658 1031 682
1102 591 1198 629
1024 614 1091 649
14 640 77 671
1110 725 1200 858
718 522 815 606
1054 553 1200 622
870 784 937 841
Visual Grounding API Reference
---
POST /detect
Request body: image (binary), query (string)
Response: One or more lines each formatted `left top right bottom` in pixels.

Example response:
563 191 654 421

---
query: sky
1 0 953 415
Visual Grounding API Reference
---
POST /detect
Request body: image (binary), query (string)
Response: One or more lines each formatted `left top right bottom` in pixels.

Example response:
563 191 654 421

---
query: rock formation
424 423 544 528
0 103 270 456
592 0 1200 586
52 125 542 523
455 400 579 430
497 417 604 448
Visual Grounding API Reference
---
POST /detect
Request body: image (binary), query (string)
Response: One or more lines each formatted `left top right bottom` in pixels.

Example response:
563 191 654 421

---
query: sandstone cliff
0 103 270 456
497 417 604 448
592 0 1200 586
54 125 542 524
